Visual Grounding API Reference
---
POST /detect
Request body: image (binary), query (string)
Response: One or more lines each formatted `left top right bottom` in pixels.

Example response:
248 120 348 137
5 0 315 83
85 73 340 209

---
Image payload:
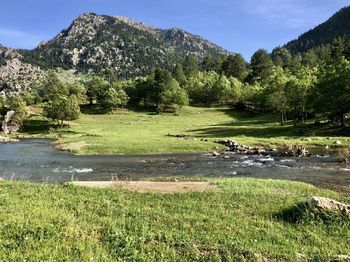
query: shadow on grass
189 125 297 139
275 202 350 226
190 108 350 139
23 119 55 134
80 105 106 115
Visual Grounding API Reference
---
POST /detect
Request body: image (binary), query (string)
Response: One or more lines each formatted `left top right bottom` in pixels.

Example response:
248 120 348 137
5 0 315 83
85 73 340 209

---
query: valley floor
23 106 350 155
0 178 349 261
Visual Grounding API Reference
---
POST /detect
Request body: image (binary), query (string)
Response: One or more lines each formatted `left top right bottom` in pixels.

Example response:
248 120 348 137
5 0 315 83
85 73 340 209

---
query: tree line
1 36 350 129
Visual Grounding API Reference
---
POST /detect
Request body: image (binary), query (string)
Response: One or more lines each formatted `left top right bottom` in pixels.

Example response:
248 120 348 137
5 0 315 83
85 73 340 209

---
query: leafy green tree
38 71 68 102
100 88 121 113
117 90 130 109
185 71 240 105
248 49 274 84
285 67 316 126
159 79 189 112
265 67 290 125
43 95 80 127
221 54 248 81
311 57 350 125
6 96 28 126
67 82 86 103
84 77 109 106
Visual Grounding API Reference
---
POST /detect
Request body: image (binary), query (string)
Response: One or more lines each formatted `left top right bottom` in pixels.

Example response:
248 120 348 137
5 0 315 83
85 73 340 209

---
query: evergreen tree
220 54 247 81
248 49 274 84
182 54 199 78
172 64 187 87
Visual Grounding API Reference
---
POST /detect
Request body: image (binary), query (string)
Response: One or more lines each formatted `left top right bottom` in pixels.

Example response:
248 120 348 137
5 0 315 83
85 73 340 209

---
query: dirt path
70 181 215 193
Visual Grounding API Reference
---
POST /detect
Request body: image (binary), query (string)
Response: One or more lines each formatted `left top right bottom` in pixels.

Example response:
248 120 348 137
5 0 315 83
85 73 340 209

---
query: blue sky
0 0 348 60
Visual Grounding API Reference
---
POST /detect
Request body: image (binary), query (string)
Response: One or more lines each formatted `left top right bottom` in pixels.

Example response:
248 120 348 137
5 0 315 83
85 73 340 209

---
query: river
0 139 349 194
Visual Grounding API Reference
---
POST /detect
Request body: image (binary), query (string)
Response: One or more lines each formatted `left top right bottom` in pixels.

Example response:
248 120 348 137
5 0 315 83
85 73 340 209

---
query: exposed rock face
308 196 350 216
1 111 20 134
22 13 231 78
0 58 46 95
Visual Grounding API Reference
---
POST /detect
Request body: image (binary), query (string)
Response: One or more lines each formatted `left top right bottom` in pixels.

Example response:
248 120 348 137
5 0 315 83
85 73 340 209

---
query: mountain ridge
18 13 231 78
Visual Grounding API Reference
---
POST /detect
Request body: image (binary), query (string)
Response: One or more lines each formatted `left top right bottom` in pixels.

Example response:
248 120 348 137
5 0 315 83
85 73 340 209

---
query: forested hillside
285 6 350 53
21 13 230 78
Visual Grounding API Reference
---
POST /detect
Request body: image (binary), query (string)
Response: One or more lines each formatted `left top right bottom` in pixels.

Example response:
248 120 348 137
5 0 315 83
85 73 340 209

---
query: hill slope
21 13 230 78
285 6 350 53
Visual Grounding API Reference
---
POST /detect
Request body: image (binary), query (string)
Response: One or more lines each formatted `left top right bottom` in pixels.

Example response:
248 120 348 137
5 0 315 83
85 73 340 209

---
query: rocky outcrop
308 196 350 216
0 58 46 95
1 111 20 134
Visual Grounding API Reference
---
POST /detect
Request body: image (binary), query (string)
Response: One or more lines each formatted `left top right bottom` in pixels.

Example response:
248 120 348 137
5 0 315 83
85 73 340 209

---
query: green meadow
0 178 349 261
23 106 350 155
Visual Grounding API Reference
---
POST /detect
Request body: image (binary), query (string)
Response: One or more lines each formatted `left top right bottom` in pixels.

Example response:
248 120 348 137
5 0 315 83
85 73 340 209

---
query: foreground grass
0 178 349 261
23 106 350 155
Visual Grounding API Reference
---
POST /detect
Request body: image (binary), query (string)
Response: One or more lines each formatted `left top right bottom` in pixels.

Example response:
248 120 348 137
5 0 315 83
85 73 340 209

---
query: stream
0 139 349 194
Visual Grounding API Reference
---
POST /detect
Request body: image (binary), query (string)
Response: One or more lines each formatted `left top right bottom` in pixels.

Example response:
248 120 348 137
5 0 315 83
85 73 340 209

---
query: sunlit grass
0 178 348 261
21 106 350 155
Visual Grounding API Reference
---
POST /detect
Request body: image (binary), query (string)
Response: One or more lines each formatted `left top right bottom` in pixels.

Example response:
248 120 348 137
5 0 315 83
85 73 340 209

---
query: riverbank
20 106 350 155
0 178 349 261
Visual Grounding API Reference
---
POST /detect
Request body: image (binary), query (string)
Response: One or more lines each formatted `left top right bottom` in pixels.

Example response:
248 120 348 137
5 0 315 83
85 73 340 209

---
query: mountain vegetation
20 13 230 79
285 6 350 53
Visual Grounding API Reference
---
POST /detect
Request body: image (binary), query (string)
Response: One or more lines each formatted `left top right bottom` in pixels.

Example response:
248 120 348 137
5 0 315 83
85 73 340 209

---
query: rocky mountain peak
19 13 231 78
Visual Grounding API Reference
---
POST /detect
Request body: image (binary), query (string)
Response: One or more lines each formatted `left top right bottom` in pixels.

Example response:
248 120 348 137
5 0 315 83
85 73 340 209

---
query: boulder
1 110 20 134
212 151 220 157
308 196 350 215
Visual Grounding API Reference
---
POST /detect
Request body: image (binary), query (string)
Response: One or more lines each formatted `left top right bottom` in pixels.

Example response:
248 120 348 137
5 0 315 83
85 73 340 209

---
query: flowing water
0 139 350 194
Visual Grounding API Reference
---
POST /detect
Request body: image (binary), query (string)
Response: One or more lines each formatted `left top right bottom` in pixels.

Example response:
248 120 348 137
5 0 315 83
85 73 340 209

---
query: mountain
285 6 350 53
21 13 231 78
0 58 45 95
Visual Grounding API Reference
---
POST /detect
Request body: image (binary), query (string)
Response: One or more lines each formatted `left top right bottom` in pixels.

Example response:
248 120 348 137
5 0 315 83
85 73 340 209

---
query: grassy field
23 106 350 155
0 178 349 261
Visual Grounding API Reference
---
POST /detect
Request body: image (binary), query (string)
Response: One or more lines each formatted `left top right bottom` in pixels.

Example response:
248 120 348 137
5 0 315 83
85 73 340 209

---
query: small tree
265 67 290 125
117 90 130 109
159 79 189 112
84 77 109 106
43 95 80 128
100 88 121 113
6 96 28 126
